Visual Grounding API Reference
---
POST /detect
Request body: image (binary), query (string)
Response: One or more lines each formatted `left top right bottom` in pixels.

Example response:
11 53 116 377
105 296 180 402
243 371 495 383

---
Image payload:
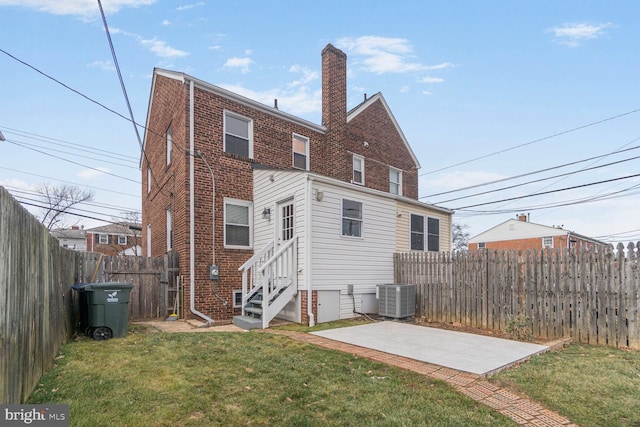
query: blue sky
1 0 638 244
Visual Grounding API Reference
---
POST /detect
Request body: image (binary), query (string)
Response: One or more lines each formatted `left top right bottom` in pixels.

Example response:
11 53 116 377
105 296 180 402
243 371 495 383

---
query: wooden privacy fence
395 243 640 350
79 251 180 320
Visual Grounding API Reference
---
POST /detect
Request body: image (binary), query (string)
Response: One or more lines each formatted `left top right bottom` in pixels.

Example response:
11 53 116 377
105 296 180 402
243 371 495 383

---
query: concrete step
244 306 263 316
232 315 263 330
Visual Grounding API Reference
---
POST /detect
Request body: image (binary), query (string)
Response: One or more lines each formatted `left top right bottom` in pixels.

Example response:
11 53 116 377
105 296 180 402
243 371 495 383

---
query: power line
423 143 640 198
16 199 133 225
6 186 140 214
453 173 640 210
421 108 640 176
4 139 139 184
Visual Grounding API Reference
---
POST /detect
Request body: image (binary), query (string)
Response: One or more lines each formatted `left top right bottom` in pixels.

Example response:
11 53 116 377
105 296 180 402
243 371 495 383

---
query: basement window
233 290 243 308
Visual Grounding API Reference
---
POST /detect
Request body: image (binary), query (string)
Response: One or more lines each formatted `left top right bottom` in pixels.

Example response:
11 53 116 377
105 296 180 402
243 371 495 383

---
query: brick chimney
518 214 528 222
321 44 347 177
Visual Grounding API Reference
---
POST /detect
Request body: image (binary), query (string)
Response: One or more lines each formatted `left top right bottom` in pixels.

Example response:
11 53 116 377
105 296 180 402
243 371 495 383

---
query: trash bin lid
83 282 134 290
71 283 92 291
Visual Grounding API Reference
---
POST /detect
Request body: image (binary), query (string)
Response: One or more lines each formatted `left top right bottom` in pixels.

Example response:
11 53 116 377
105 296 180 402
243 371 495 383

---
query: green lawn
28 326 514 427
492 343 640 427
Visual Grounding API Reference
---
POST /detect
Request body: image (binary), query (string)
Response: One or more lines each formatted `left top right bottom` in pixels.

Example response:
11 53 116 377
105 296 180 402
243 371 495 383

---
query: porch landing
311 321 549 376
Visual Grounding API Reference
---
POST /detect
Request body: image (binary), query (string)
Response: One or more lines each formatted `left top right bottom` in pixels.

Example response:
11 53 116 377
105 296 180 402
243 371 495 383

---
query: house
141 44 452 329
85 222 142 256
51 225 87 251
468 214 607 251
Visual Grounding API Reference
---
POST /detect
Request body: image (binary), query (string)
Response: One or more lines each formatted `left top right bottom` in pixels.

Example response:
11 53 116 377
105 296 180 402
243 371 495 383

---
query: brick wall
468 235 601 251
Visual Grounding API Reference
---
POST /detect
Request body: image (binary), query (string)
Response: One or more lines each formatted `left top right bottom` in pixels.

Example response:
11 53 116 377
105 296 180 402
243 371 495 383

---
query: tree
452 223 470 252
36 183 94 230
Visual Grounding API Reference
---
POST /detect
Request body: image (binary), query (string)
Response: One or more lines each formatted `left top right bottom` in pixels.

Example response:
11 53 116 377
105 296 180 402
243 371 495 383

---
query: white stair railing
238 240 274 315
257 236 298 328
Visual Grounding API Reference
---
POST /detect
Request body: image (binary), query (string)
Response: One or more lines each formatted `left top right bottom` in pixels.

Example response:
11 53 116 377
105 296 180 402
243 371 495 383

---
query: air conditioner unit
377 284 416 319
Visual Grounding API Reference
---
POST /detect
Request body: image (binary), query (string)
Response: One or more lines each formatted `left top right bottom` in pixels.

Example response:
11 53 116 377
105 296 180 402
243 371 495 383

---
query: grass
492 343 640 427
28 326 514 427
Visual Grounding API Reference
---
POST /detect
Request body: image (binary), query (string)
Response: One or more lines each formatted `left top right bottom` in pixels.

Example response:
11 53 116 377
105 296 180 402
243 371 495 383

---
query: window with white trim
342 199 362 237
428 217 440 252
117 235 127 245
410 214 424 251
98 234 108 244
478 242 486 250
389 168 402 195
147 166 151 193
352 155 364 185
542 236 553 248
166 208 173 251
233 290 243 308
292 133 309 170
166 125 173 165
224 199 252 248
224 111 252 158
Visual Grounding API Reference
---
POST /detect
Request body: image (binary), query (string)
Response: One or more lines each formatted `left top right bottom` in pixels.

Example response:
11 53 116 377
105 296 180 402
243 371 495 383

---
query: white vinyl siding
395 202 451 253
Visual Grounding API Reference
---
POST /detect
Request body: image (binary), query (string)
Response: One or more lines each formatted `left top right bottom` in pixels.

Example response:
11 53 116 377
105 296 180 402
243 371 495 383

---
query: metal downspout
306 175 315 327
188 78 214 324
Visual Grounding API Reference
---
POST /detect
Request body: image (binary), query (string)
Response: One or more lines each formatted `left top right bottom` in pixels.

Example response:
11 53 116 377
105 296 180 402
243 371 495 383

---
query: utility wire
423 144 640 198
0 165 139 198
4 139 139 184
16 199 133 225
421 108 640 176
6 186 140 214
453 173 640 210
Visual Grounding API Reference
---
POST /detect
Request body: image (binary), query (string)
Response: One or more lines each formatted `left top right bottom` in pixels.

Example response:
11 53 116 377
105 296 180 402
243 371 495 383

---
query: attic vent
377 284 415 319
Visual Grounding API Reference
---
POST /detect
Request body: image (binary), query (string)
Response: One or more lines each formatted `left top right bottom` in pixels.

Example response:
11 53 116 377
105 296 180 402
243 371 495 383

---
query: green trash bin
83 282 134 340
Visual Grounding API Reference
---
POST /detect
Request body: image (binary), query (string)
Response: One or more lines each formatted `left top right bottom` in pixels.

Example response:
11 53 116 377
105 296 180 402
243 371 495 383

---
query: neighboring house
85 222 142 256
468 214 607 251
141 44 452 329
51 225 87 251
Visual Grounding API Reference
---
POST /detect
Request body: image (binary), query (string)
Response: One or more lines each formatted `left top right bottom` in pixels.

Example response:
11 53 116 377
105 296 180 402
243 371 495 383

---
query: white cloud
224 57 253 74
219 83 321 116
0 0 155 17
288 65 319 87
422 91 434 96
161 19 171 26
336 36 454 75
420 76 444 83
176 1 204 11
548 22 614 47
140 38 189 58
77 167 111 180
87 60 115 71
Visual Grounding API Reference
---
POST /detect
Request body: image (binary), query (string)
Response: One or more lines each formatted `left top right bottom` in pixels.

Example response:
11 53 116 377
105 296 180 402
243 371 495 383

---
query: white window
389 168 402 195
342 199 363 237
410 215 440 252
478 242 486 250
224 111 253 158
427 217 440 252
543 237 553 248
166 209 173 251
98 234 108 244
410 214 424 251
166 125 173 165
147 166 151 193
225 199 252 248
117 235 127 245
292 133 309 170
146 224 152 257
233 290 243 308
352 155 364 185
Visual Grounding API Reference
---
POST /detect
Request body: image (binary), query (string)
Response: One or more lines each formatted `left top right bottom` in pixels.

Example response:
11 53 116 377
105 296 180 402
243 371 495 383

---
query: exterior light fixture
262 207 271 220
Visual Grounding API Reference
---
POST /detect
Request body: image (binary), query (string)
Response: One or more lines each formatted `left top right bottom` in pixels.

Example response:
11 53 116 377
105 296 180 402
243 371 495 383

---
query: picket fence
395 244 640 350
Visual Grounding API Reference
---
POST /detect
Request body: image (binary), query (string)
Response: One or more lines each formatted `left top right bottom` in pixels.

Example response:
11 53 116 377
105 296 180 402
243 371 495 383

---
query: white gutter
306 175 315 327
188 79 214 324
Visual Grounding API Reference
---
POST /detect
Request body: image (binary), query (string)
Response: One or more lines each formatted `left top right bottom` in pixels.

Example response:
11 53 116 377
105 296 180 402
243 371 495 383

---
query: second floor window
166 125 173 165
389 168 402 195
292 133 309 170
353 155 364 185
224 111 252 158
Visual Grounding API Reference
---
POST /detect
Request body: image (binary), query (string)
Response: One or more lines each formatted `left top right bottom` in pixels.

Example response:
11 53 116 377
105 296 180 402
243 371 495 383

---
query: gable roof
85 222 141 236
347 93 421 169
469 218 606 245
